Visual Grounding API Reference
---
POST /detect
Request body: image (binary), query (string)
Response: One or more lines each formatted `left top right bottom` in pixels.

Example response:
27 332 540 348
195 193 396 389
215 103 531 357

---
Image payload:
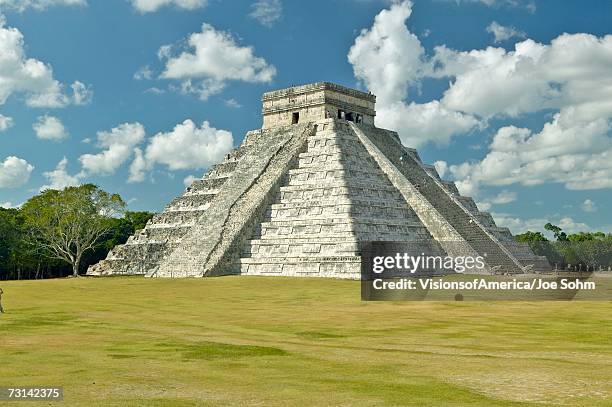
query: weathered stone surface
87 82 548 278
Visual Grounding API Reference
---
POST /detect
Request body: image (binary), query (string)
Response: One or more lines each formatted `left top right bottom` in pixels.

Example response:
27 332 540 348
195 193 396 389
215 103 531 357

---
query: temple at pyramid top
262 82 376 128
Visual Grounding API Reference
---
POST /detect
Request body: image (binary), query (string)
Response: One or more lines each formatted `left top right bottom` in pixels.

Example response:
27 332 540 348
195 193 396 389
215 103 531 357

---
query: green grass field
1 276 611 406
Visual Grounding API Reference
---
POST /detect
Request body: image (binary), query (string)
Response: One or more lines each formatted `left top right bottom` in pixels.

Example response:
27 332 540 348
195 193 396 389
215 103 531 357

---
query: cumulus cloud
0 156 34 188
449 115 612 194
350 1 612 194
433 160 447 178
224 98 241 108
70 81 93 105
0 18 92 108
492 213 592 236
159 23 276 100
0 0 86 11
376 100 480 147
476 190 517 211
144 87 165 95
79 122 145 175
78 119 232 183
129 0 207 13
183 174 198 187
0 114 13 132
429 34 612 119
143 119 233 171
134 65 153 80
249 0 282 27
33 115 68 141
348 1 480 147
446 0 535 12
581 199 597 213
128 147 146 183
486 21 526 43
490 190 517 204
40 157 82 191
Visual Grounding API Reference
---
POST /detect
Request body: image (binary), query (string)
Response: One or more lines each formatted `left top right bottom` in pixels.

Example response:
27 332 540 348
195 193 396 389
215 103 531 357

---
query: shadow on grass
108 341 288 361
0 312 76 330
296 331 346 339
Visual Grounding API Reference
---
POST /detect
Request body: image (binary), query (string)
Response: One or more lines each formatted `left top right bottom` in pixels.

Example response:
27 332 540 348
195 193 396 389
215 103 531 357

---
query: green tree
514 231 548 242
21 184 125 277
567 231 607 242
544 223 568 241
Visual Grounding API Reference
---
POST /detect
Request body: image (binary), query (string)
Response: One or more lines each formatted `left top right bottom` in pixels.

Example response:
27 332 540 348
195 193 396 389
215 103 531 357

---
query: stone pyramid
87 82 549 278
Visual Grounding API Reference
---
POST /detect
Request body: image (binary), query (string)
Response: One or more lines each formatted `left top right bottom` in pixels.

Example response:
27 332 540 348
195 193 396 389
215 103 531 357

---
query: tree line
0 184 153 280
516 223 612 271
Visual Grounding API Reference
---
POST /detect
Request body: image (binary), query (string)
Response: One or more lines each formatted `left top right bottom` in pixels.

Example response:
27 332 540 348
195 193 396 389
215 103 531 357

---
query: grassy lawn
0 276 611 406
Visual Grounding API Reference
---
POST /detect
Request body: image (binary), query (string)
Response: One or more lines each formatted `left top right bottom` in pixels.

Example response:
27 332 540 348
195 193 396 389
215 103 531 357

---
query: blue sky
0 0 610 236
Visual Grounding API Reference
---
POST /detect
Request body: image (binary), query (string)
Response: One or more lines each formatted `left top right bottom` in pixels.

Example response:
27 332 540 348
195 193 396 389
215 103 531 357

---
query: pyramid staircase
240 119 443 278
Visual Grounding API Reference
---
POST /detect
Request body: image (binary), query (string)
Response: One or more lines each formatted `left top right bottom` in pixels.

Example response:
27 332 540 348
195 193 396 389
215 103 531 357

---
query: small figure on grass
0 287 4 313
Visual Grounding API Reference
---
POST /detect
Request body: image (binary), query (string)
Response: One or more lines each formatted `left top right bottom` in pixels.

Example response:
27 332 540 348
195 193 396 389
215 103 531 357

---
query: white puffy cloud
581 199 597 213
376 100 480 146
0 156 33 188
160 23 276 100
0 201 18 208
348 1 480 147
0 114 13 132
486 21 526 43
144 87 165 95
70 81 93 105
129 0 206 13
78 119 232 183
490 190 517 204
446 0 535 12
349 1 423 105
476 190 517 211
492 213 593 236
143 119 233 171
351 2 612 193
249 0 282 28
128 147 146 183
33 115 68 141
134 66 153 80
183 174 198 187
0 18 91 108
433 160 447 178
432 34 612 119
40 157 82 191
224 98 241 108
79 122 145 175
0 0 86 11
449 114 612 194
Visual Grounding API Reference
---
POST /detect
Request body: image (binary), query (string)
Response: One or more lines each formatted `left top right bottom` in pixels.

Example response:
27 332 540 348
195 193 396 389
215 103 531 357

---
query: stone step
298 149 374 161
270 196 406 210
246 241 360 256
279 181 398 193
296 158 379 171
259 219 431 240
266 205 418 221
287 171 387 186
288 166 385 178
166 192 217 210
240 258 361 279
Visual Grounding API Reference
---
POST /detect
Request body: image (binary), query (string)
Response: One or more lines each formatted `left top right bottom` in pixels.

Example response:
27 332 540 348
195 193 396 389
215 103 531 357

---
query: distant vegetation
0 184 154 280
515 223 612 271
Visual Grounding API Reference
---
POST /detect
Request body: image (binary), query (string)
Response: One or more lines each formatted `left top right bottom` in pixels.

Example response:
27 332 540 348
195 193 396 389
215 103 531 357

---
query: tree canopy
1 184 153 280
